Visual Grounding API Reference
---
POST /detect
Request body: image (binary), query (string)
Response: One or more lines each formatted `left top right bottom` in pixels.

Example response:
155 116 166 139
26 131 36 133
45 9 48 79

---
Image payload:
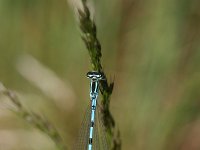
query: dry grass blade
0 83 67 150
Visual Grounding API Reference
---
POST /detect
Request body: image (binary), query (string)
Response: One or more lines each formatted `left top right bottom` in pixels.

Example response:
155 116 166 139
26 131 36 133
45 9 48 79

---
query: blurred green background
0 0 200 150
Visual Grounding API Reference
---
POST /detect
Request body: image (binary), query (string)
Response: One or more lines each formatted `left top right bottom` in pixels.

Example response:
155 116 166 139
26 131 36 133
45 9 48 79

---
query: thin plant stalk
76 0 121 149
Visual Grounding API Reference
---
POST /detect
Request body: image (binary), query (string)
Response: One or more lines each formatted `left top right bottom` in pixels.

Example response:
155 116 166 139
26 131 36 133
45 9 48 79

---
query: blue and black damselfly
74 71 110 150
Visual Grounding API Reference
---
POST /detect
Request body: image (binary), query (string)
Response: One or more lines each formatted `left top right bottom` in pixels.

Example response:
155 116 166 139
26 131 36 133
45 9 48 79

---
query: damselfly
74 71 109 150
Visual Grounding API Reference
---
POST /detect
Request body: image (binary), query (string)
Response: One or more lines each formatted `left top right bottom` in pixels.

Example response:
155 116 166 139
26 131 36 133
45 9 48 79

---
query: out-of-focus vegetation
0 0 200 150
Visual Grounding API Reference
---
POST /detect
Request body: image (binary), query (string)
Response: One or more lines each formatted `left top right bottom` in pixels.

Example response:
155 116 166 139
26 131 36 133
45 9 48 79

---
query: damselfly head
87 71 105 80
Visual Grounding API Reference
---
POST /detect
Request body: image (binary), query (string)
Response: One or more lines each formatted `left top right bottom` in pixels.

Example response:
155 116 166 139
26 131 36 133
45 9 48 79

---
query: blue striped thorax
87 71 105 100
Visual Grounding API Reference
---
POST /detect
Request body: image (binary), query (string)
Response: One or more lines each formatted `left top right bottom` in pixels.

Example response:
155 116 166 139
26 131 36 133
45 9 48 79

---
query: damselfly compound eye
87 71 104 80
